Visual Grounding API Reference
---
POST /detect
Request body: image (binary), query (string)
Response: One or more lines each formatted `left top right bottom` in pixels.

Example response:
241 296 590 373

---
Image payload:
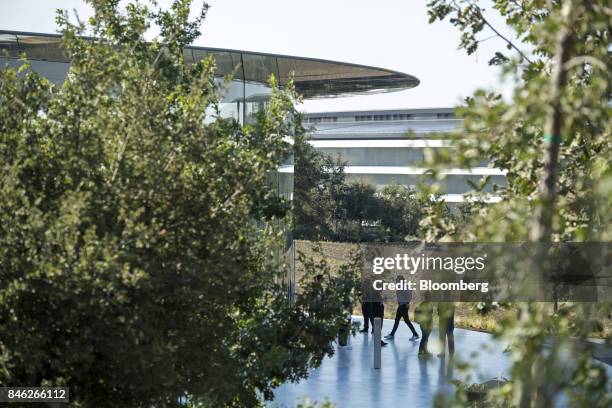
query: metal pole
240 53 246 125
373 317 381 369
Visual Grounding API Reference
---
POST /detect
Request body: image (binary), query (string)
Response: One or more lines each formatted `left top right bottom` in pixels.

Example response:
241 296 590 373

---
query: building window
306 116 338 123
353 113 420 121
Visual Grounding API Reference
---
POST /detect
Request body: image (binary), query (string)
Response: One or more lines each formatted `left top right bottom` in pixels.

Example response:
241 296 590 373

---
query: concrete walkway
268 317 611 408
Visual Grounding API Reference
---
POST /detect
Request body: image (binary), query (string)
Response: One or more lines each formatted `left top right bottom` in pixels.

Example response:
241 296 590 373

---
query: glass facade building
0 30 419 122
305 108 506 203
0 30 421 298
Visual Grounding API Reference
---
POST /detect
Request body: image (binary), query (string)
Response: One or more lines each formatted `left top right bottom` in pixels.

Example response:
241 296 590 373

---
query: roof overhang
0 30 419 99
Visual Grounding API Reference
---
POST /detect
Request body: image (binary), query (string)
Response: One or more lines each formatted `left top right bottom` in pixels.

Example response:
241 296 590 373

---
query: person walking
359 301 376 333
358 282 374 333
384 275 419 341
414 292 434 357
359 282 387 346
437 301 455 358
373 297 387 347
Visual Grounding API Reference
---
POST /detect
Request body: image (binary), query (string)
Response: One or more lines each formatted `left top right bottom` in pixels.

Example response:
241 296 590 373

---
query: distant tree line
293 128 426 243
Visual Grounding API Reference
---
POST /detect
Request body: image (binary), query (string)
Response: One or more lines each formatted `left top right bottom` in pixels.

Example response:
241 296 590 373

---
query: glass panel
28 60 70 84
193 49 242 79
345 174 506 193
242 53 278 84
182 48 195 64
0 32 420 99
16 35 64 61
277 56 418 98
216 78 244 123
0 34 20 58
244 81 272 124
319 147 426 167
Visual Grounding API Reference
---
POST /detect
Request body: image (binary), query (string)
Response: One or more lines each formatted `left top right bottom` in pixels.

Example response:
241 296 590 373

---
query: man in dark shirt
359 281 387 346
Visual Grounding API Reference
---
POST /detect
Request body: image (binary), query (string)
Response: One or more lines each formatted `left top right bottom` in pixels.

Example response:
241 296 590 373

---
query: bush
0 1 355 406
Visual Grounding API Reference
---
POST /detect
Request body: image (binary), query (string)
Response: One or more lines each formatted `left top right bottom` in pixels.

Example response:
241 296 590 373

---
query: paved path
268 316 611 408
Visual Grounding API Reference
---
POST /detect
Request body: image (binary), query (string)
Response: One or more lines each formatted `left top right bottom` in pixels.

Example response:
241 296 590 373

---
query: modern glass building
0 30 419 121
0 29 420 199
0 30 421 297
304 108 506 203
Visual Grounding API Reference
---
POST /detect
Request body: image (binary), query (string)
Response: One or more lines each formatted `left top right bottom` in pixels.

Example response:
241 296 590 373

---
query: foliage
293 121 348 241
295 397 337 408
435 377 512 407
473 301 503 315
294 133 425 242
377 183 423 240
0 1 356 406
426 0 611 406
341 181 379 237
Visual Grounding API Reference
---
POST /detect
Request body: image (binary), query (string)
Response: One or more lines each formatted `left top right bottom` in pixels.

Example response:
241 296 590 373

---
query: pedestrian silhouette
437 301 455 358
415 291 434 357
385 275 419 341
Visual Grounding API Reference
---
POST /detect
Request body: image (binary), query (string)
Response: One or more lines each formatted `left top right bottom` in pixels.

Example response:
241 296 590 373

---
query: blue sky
0 0 519 113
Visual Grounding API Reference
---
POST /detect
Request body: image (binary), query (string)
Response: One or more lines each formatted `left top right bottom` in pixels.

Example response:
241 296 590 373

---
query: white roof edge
301 107 457 116
310 140 451 148
344 166 507 176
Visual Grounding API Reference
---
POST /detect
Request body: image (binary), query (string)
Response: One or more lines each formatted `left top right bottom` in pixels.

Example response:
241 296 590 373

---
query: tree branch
468 2 534 64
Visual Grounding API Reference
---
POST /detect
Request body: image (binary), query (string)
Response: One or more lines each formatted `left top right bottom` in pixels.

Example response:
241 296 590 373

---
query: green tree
0 1 355 406
294 134 427 242
426 1 611 406
294 126 348 241
340 181 380 241
378 183 423 241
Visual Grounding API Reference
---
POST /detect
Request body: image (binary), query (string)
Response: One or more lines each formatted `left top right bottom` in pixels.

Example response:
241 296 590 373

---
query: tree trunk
529 4 576 243
521 2 579 407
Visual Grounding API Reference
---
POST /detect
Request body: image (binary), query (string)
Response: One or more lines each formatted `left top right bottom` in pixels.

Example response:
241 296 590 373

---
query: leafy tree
294 135 428 243
293 126 348 240
426 0 611 406
0 1 355 406
377 183 423 241
338 181 380 240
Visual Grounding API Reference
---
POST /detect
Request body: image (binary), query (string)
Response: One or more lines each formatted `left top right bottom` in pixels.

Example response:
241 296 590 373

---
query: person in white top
385 275 419 341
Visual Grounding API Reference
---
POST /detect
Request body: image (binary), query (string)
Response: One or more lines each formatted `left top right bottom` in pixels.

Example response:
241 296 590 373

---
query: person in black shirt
359 281 387 346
